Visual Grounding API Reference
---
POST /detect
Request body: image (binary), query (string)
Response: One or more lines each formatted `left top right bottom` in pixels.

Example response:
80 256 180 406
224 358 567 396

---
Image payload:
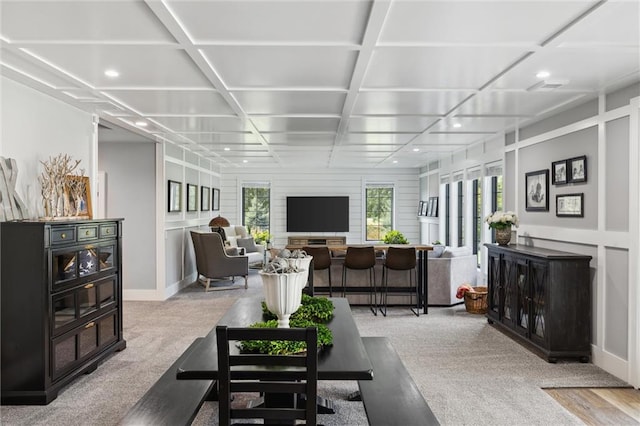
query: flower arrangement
484 211 519 230
251 229 271 245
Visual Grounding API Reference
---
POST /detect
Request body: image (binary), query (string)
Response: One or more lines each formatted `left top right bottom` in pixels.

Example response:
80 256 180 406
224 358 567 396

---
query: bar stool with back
381 246 419 316
303 246 333 296
342 246 377 315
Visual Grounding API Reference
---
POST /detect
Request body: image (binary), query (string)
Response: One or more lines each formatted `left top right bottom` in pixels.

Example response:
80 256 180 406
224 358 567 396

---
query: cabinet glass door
52 251 77 284
529 261 548 343
515 261 529 337
487 254 501 317
99 245 115 271
78 248 98 277
502 255 517 325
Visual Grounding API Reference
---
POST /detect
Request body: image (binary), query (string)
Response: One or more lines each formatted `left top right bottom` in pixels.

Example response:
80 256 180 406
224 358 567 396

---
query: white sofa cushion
440 246 472 258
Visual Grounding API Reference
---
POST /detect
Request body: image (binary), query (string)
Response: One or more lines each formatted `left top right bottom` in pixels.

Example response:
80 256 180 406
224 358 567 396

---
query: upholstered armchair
190 231 249 291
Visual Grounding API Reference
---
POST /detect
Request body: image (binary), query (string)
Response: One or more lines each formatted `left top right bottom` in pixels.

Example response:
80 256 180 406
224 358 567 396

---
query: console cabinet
1 219 126 404
287 235 346 247
485 244 591 363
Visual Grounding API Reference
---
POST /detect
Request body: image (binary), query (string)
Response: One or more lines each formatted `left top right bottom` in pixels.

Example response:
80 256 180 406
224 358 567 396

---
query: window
457 181 464 247
366 186 393 241
444 184 450 246
242 186 270 234
490 175 503 243
473 179 482 266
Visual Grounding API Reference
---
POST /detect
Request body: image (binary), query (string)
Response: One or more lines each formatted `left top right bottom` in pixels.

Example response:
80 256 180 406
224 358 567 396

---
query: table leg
418 251 429 314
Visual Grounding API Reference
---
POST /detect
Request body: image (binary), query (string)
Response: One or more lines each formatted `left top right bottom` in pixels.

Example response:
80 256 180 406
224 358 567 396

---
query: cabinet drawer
77 225 99 241
51 227 76 244
51 310 119 381
99 223 117 238
52 243 117 289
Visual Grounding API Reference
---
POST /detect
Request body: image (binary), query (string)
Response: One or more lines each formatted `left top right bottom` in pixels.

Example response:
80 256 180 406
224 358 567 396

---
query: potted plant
382 230 409 244
485 211 519 246
259 257 308 328
431 240 445 257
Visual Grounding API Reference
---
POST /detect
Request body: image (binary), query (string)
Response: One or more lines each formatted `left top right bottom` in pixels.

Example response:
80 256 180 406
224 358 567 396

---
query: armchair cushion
237 237 259 253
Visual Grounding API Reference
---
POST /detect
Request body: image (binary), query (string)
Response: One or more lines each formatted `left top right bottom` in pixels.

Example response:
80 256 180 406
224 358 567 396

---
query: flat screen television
286 196 349 232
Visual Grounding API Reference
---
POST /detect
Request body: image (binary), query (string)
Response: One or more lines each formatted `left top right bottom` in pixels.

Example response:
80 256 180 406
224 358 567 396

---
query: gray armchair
190 231 249 291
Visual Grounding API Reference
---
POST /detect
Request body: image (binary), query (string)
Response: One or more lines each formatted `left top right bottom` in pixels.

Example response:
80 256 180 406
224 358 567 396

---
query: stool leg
341 266 347 298
369 266 377 316
328 267 333 297
410 267 419 317
379 266 388 317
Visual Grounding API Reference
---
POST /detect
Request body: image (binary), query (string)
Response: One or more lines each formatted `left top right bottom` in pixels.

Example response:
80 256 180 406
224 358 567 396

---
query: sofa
218 225 266 266
427 246 478 306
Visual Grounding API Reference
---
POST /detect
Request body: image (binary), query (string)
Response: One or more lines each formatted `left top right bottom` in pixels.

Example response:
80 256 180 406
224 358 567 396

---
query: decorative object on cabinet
187 184 198 212
426 199 433 216
200 186 210 211
428 197 439 217
567 155 587 183
556 193 584 217
66 175 92 218
485 211 518 246
551 160 568 185
38 154 91 219
168 180 181 212
525 169 549 211
485 244 591 363
1 219 126 404
0 157 29 221
212 188 220 211
417 201 426 216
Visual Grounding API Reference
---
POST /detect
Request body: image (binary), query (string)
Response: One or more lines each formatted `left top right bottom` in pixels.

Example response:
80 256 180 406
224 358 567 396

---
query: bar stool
303 246 333 296
381 247 418 317
342 246 377 315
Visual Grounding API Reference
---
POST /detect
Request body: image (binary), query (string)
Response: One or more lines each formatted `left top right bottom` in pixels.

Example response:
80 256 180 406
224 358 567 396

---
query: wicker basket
464 286 488 314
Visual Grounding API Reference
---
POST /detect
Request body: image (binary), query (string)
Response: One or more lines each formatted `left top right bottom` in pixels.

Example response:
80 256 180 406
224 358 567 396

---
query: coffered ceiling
1 0 638 169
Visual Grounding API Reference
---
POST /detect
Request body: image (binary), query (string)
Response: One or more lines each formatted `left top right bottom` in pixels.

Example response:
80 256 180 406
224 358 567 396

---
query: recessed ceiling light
452 123 462 129
413 148 420 152
224 147 230 151
536 70 550 79
392 160 398 164
243 160 248 163
135 121 147 127
104 69 119 78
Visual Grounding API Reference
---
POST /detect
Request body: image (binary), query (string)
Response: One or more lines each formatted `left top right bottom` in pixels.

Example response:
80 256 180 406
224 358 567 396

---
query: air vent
527 79 569 92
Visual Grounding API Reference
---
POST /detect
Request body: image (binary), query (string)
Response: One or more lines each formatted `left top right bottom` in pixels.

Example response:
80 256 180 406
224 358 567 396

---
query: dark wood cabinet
1 219 126 404
485 244 591 363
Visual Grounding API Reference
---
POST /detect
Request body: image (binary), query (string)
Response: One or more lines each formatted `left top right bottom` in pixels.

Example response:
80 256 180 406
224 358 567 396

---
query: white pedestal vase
259 270 307 328
284 256 313 285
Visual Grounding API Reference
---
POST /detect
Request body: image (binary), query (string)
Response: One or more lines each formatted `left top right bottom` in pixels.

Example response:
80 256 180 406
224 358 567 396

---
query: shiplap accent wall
219 168 421 248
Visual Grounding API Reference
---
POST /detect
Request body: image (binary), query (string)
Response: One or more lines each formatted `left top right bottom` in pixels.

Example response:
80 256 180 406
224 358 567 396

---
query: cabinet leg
579 356 590 363
487 318 494 324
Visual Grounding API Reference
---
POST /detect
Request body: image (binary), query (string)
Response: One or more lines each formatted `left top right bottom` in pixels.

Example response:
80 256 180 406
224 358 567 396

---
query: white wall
0 77 95 218
219 168 420 247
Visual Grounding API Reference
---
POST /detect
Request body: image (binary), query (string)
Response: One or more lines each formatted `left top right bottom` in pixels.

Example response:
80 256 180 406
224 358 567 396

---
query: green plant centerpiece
382 229 409 244
240 295 335 355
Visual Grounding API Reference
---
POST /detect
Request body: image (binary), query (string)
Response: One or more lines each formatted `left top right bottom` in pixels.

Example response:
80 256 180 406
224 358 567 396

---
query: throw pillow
237 237 259 253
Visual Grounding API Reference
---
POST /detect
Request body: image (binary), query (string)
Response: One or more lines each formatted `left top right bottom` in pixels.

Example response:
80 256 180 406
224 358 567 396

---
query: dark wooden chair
342 246 377 315
381 247 418 316
216 326 318 426
303 246 333 296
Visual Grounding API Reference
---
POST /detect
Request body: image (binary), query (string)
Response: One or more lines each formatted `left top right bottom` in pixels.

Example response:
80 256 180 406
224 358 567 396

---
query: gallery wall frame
552 160 568 185
187 184 198 212
201 186 210 211
168 180 182 212
556 193 584 217
212 188 220 211
525 169 549 212
568 155 587 183
428 196 439 217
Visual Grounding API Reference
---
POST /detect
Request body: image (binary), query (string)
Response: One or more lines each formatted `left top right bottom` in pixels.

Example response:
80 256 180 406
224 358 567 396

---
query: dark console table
485 244 592 363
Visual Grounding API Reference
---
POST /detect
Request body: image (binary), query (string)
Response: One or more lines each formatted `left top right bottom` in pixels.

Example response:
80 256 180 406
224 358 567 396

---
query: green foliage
252 229 271 244
239 319 333 355
382 230 409 244
261 294 334 323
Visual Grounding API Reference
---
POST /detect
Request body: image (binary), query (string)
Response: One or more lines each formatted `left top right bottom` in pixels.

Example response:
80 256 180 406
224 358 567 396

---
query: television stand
287 236 346 247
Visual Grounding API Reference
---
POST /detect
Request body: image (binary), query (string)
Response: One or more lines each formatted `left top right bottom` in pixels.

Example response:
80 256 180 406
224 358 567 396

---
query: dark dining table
177 296 374 415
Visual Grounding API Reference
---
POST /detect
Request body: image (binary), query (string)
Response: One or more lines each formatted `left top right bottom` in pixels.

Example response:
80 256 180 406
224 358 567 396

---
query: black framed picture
552 160 567 185
568 155 587 183
200 186 210 211
187 184 198 212
426 199 433 217
212 188 220 211
525 169 549 212
556 193 584 217
421 201 428 216
168 180 182 212
429 197 439 217
417 201 425 216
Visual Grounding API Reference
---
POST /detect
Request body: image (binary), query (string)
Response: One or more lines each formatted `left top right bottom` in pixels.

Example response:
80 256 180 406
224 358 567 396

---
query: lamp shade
209 215 230 228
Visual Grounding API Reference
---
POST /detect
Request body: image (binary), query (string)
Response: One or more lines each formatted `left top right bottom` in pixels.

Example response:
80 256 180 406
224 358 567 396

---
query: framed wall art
212 188 220 211
168 180 182 212
556 193 584 217
568 155 587 183
429 196 439 217
418 201 426 216
187 184 198 212
200 186 210 211
551 160 567 185
525 169 549 212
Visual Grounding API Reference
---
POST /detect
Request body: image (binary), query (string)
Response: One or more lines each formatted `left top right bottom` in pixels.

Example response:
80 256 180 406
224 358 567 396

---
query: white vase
259 270 307 328
284 256 313 284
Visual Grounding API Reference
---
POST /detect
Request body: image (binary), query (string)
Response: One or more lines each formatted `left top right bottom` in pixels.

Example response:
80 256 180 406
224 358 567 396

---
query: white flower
485 211 519 229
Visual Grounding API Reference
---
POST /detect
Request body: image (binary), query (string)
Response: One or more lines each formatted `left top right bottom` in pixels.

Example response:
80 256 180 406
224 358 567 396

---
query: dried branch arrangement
38 154 87 219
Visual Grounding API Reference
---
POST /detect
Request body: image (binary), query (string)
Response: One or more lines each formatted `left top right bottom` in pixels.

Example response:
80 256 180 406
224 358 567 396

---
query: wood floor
544 387 640 425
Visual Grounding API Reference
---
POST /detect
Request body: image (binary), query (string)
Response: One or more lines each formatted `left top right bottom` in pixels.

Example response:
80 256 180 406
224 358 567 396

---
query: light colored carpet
1 271 629 425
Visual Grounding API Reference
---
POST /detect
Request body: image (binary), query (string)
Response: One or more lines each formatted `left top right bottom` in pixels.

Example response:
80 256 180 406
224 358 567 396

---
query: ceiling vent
527 79 569 92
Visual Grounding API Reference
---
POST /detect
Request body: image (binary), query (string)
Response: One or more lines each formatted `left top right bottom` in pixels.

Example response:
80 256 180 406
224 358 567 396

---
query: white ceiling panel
340 133 417 145
185 133 261 144
364 47 528 89
103 90 235 115
455 90 588 117
20 45 211 88
381 1 596 44
166 0 371 44
353 91 472 115
435 116 520 132
336 144 401 152
0 0 173 42
250 117 339 133
149 116 249 133
201 46 357 89
0 48 80 88
348 116 439 132
232 91 346 115
262 133 336 145
412 132 488 146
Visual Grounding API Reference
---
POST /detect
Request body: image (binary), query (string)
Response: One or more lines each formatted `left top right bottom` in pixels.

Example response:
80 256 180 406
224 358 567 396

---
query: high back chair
216 326 318 426
342 246 377 315
303 246 333 296
190 231 248 291
381 247 418 316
